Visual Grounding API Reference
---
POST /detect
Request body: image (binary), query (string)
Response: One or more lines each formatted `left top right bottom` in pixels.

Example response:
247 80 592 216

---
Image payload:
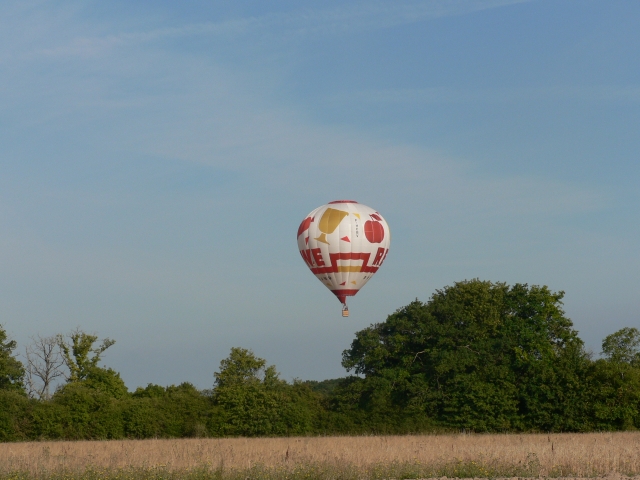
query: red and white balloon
296 200 390 311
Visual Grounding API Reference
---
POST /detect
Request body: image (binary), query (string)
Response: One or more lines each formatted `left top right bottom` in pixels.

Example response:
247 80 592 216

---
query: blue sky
1 0 639 389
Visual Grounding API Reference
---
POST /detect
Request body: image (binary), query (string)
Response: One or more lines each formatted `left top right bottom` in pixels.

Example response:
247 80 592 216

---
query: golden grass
1 433 639 478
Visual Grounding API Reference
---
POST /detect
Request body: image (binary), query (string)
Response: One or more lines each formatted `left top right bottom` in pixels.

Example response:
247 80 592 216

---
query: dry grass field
1 432 639 479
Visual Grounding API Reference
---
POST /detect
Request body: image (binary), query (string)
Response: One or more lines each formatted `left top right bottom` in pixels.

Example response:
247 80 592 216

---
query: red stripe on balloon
307 252 380 274
331 289 359 305
297 217 313 237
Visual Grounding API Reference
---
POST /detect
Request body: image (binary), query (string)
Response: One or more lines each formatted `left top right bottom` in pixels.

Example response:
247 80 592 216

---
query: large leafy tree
340 280 590 432
58 330 127 398
586 327 640 430
211 348 315 436
602 327 640 366
59 329 115 382
0 325 27 441
0 325 25 393
211 347 288 436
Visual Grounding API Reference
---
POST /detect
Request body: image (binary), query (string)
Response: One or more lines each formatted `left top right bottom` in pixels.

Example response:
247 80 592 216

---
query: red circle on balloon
364 220 385 243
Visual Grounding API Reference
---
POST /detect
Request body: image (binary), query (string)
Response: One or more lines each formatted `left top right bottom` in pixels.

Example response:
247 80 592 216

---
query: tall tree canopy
0 325 25 393
58 330 127 399
586 327 640 430
341 280 590 432
602 327 640 366
210 347 316 436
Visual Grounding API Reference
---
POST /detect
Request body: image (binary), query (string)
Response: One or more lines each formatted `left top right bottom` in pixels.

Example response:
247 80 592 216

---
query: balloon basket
341 305 349 317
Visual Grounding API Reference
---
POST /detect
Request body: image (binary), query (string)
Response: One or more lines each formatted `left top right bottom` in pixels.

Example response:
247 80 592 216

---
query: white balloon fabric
297 200 390 306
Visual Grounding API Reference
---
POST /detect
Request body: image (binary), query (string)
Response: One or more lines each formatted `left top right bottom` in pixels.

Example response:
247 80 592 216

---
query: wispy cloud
240 0 536 36
4 0 634 388
334 85 640 105
14 0 535 58
0 0 602 223
35 20 259 58
129 64 605 219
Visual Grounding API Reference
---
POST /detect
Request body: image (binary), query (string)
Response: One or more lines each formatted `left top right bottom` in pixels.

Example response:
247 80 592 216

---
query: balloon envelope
296 200 390 305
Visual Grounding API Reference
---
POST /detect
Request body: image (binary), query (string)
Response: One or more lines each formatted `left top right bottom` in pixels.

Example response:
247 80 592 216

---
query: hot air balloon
296 200 390 317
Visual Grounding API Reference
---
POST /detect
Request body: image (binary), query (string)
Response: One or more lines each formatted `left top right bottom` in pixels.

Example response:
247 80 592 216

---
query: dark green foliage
325 376 436 434
59 330 116 383
0 390 31 440
49 382 124 439
57 329 127 399
81 367 129 399
157 383 212 437
209 348 318 436
302 378 345 397
2 280 640 440
132 383 166 398
586 359 640 430
126 384 194 438
26 399 68 439
0 325 25 393
581 328 640 431
340 280 591 432
122 397 163 438
602 327 640 366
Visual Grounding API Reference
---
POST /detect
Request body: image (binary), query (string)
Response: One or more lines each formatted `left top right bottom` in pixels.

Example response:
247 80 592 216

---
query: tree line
1 279 639 440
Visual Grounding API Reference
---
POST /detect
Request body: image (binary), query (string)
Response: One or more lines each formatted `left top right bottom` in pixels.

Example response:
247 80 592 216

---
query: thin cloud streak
2 26 602 219
336 85 640 105
16 0 534 59
131 76 605 218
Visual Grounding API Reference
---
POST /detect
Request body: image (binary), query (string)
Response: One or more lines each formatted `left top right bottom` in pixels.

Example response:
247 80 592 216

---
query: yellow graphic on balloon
315 208 349 244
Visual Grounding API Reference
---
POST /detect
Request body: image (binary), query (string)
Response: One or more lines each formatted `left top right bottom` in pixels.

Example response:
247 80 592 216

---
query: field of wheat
1 433 639 479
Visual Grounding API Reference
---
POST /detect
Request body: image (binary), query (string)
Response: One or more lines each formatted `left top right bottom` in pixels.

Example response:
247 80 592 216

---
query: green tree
82 366 128 399
211 348 283 436
59 329 115 382
584 327 640 430
0 325 25 393
50 382 124 439
210 348 315 436
58 330 127 398
340 280 589 432
587 359 640 430
0 390 31 440
602 327 640 366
